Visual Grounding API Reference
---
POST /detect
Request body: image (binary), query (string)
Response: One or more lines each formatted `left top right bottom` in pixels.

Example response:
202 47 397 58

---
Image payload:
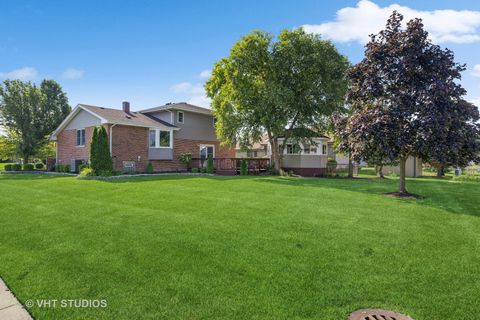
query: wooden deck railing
192 157 270 175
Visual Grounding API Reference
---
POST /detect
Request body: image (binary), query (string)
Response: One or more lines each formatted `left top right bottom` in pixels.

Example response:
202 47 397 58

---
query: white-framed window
177 111 184 124
76 129 85 146
285 144 301 154
322 144 327 155
303 145 317 155
200 144 215 158
149 129 173 148
149 130 156 147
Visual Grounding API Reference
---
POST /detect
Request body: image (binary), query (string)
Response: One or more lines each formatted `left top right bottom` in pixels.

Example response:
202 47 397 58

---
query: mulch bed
384 192 422 199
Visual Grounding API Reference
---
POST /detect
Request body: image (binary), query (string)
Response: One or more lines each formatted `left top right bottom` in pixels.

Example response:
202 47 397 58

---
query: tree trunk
376 165 385 178
270 139 281 171
399 157 407 194
436 165 444 177
348 154 353 178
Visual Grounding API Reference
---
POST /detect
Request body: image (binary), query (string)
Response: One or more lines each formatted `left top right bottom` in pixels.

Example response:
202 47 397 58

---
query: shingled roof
80 104 178 128
139 102 212 115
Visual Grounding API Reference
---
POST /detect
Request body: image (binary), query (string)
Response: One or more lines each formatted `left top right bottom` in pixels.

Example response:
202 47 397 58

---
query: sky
1 0 480 112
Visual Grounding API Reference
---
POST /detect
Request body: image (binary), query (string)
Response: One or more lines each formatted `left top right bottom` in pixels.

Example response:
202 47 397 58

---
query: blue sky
1 0 480 111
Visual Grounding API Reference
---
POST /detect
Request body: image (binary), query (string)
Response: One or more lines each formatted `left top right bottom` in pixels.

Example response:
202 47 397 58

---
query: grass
0 174 479 320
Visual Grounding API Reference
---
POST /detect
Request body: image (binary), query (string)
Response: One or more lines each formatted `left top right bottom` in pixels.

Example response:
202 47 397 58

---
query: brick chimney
122 101 130 113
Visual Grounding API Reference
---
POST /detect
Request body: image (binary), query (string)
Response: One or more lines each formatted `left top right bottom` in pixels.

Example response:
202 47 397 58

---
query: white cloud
0 67 38 80
302 0 480 44
62 68 84 80
472 64 480 77
171 77 211 108
188 95 211 108
199 69 211 79
170 82 204 94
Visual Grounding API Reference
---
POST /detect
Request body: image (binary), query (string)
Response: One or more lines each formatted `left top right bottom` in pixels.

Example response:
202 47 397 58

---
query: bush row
4 163 44 171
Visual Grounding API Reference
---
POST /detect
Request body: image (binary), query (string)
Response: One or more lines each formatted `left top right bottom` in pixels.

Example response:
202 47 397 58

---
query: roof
50 104 178 140
80 104 178 128
139 102 212 116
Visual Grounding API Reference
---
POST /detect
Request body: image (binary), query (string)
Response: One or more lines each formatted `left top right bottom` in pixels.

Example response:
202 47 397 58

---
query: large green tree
0 79 71 163
339 12 479 194
206 28 349 170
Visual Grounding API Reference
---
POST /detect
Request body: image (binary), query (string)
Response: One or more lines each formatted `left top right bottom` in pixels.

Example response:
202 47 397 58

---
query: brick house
50 102 236 172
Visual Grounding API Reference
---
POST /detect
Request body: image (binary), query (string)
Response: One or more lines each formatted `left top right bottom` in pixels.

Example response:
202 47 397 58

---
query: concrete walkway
0 278 32 320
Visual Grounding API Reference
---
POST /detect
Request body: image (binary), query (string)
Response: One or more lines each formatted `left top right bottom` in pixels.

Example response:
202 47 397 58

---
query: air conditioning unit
70 159 85 173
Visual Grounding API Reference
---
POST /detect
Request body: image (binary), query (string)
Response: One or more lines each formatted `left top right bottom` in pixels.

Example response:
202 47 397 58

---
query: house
267 136 332 176
50 102 236 172
235 139 269 158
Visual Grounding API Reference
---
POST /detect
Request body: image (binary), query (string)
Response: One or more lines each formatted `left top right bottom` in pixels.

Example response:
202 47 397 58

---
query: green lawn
0 174 479 320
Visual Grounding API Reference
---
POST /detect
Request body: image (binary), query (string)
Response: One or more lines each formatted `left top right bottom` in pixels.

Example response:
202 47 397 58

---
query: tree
206 28 349 171
90 126 113 175
89 127 99 170
0 79 71 163
340 12 479 194
0 131 19 160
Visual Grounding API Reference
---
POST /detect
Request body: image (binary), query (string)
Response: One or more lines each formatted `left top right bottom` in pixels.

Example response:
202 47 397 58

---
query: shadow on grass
253 176 480 218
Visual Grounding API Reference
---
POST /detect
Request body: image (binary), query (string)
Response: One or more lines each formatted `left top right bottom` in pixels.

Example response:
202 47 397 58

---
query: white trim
199 144 215 158
50 105 105 140
76 128 86 147
109 124 117 155
148 128 173 149
177 111 184 124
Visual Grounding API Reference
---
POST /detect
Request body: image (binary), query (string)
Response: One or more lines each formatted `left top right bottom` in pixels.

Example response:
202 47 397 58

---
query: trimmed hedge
4 164 13 171
12 164 22 171
23 163 34 171
35 163 44 170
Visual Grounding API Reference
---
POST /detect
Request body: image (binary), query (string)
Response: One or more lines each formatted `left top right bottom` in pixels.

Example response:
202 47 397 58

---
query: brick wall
56 127 94 165
111 125 149 172
149 138 236 172
57 124 236 173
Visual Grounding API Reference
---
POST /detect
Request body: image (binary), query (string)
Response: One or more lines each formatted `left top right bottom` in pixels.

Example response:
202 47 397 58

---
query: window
149 130 156 147
200 145 214 159
177 111 184 123
159 131 170 147
286 144 301 154
247 151 258 158
149 129 172 148
76 129 85 146
303 145 317 155
322 144 327 155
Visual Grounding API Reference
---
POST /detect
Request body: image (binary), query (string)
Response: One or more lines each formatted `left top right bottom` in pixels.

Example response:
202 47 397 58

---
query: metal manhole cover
348 309 414 320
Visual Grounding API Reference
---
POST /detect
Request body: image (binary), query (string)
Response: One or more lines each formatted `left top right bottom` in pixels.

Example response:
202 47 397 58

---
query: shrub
240 159 248 176
200 167 207 173
4 164 13 171
146 162 154 174
266 164 278 176
23 163 34 171
79 167 95 177
90 126 113 175
12 163 22 171
191 168 199 173
78 164 89 172
35 162 44 170
206 155 214 174
63 164 70 173
178 153 193 169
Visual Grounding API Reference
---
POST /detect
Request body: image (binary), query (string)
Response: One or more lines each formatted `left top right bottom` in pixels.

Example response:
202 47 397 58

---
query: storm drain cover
348 309 414 320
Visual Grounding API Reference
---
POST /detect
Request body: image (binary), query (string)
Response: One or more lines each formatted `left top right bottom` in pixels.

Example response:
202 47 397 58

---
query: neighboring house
50 102 236 172
267 136 331 176
235 139 269 158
